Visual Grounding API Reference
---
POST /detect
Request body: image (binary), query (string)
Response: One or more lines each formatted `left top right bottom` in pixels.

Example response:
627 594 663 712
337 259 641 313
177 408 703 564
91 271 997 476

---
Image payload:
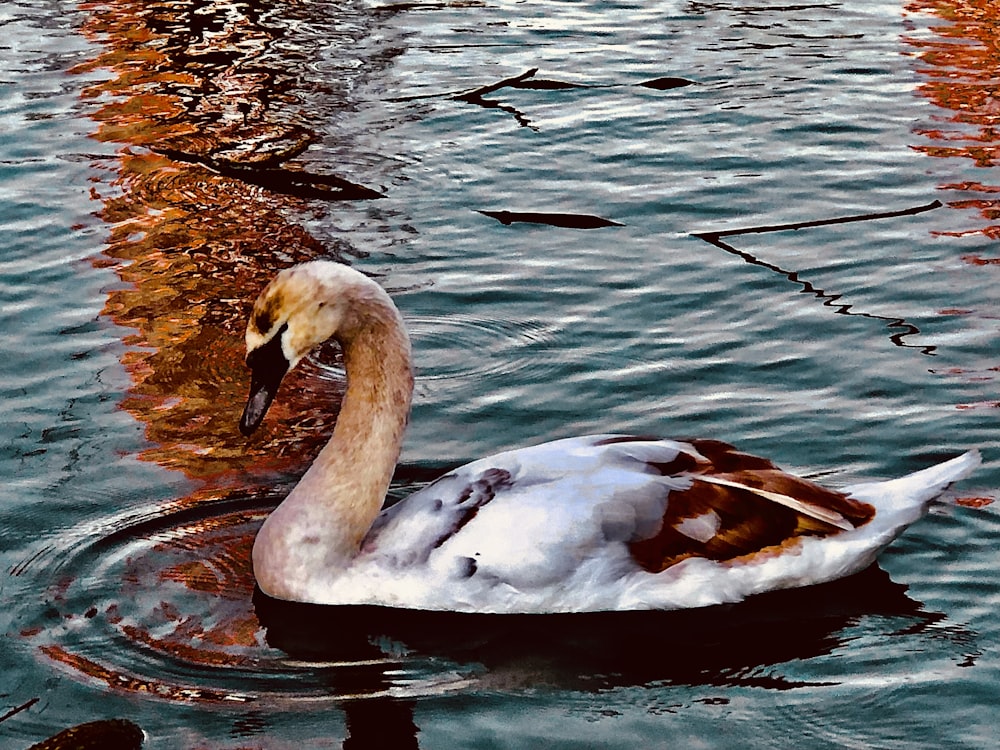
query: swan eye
253 312 270 335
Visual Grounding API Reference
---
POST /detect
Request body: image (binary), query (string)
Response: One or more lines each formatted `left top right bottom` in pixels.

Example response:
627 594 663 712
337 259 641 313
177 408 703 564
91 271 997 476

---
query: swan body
240 260 980 613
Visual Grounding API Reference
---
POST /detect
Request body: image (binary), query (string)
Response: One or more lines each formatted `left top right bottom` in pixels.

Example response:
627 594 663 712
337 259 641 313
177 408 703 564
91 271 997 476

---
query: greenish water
2 0 999 747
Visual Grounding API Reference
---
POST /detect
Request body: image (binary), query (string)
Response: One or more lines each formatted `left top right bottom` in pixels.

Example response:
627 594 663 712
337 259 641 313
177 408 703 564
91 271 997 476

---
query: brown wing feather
628 441 875 573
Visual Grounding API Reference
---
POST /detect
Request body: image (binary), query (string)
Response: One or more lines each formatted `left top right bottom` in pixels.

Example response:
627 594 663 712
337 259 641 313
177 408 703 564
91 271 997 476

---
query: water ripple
12 490 969 720
18 494 477 707
408 313 561 384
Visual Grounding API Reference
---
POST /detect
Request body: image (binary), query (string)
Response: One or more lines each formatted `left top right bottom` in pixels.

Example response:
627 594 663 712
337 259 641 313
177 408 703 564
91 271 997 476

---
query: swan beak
239 330 290 436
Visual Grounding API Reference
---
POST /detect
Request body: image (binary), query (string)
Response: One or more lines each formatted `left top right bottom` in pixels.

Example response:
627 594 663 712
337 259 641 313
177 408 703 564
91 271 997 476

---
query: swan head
239 261 396 436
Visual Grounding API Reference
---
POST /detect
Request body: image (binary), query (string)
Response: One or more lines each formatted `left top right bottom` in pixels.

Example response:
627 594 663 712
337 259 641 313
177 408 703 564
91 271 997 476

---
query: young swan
240 260 980 613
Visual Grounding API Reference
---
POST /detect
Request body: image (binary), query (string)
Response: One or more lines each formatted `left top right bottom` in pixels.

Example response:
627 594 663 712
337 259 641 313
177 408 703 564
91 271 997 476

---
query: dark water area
2 0 1000 747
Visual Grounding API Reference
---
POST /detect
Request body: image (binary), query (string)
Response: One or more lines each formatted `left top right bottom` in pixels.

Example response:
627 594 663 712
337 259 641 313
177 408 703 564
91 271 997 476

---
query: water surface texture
2 0 1000 747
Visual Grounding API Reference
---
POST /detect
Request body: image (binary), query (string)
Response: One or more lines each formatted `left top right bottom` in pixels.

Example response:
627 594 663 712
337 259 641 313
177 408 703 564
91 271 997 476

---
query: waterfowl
239 260 979 613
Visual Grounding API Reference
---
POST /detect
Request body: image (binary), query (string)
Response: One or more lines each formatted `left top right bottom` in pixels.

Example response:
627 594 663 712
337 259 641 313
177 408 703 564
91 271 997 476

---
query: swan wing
353 436 875 610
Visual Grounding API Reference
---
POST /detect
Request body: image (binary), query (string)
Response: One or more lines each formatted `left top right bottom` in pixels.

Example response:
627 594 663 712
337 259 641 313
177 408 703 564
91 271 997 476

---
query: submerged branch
477 209 623 229
693 200 942 241
692 201 944 356
0 697 38 725
388 69 694 103
452 67 540 101
154 147 384 202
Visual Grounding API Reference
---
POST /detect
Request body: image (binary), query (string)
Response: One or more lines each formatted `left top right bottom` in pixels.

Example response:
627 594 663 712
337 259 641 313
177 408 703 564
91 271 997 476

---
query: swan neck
304 311 413 535
253 292 412 599
333 317 414 486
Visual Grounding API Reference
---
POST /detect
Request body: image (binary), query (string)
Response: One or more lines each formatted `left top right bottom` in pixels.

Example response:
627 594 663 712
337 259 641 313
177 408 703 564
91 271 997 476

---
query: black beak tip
238 411 259 437
239 382 275 437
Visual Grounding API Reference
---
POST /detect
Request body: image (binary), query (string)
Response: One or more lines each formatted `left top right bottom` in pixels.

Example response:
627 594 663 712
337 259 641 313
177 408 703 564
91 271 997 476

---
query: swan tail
844 449 981 522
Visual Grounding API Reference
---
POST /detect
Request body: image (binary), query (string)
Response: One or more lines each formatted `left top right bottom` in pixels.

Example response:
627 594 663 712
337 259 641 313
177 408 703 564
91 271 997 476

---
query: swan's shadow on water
254 565 947 748
254 565 933 690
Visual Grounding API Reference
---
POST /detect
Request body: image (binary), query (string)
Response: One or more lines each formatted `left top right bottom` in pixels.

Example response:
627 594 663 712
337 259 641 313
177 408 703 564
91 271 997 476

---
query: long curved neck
253 299 413 600
295 315 413 528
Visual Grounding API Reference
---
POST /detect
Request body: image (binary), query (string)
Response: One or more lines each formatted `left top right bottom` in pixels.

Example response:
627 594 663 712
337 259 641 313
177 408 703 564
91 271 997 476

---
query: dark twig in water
385 68 541 113
153 147 383 201
452 67 541 101
637 77 695 90
387 68 694 103
478 209 623 229
693 200 942 241
0 697 38 725
465 96 537 129
449 68 544 128
692 201 944 356
510 78 589 90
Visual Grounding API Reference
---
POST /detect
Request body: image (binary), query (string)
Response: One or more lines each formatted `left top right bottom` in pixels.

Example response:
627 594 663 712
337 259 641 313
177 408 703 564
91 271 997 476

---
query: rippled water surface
3 0 1000 747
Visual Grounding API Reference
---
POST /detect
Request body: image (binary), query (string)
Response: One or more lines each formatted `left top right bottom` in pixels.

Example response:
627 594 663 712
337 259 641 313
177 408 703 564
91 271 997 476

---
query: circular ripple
406 314 562 384
18 494 476 706
294 315 564 397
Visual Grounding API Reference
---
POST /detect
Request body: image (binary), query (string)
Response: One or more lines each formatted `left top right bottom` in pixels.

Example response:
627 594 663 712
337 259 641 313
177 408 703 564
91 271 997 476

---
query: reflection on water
23 4 415 738
907 0 1000 241
6 0 997 746
23 484 970 745
255 565 947 693
904 0 1000 404
71 0 395 495
70 0 1000 497
694 200 944 355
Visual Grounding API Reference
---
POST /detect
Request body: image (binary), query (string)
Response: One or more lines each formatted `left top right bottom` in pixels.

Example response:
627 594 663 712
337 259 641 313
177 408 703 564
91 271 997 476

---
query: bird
238 260 980 613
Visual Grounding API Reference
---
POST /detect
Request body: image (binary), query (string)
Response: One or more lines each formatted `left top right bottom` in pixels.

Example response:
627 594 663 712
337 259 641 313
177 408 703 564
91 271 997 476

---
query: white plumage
238 261 979 613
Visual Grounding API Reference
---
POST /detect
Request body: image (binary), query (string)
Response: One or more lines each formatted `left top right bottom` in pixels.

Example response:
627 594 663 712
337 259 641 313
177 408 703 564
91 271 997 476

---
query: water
2 0 999 746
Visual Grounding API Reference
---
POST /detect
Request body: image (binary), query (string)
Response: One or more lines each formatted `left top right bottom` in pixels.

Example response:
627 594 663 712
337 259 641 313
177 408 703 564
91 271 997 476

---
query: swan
239 260 980 612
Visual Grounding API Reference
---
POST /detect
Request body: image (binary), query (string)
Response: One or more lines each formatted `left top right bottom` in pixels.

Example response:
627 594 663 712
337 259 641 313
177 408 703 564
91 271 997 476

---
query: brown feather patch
252 288 285 336
629 443 875 573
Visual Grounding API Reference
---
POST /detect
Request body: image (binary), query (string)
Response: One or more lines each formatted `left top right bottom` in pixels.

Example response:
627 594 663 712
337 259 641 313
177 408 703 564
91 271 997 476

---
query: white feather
300 438 981 612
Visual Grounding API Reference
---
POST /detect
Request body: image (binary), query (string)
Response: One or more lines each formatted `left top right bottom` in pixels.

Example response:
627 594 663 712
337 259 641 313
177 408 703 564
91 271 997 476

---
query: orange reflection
41 645 256 704
71 0 384 494
905 1 1000 415
906 0 1000 239
65 0 395 666
115 509 265 664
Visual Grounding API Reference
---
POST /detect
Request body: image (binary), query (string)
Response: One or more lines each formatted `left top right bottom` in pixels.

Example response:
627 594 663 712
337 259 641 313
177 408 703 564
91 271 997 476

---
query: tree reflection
906 0 1000 241
55 2 411 714
73 0 393 498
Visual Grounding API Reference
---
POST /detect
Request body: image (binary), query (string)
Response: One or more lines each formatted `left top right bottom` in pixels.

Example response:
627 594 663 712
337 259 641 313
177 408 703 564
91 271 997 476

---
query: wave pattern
2 0 999 748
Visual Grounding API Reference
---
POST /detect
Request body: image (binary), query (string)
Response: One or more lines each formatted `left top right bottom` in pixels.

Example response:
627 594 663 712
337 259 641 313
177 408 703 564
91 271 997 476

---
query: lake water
2 0 1000 747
